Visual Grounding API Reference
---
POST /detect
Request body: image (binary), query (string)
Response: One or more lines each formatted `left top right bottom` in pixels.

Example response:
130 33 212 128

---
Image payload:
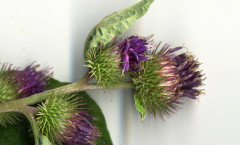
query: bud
36 93 99 145
131 43 205 120
85 38 123 89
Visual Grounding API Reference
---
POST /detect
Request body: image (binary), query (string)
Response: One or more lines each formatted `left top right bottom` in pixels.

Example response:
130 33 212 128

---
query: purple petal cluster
158 45 205 100
63 112 99 145
119 35 154 74
15 63 51 98
173 52 205 99
0 63 51 102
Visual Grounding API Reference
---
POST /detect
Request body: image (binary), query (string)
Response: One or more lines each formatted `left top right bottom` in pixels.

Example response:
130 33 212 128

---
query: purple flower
15 63 52 98
119 35 154 74
63 112 99 145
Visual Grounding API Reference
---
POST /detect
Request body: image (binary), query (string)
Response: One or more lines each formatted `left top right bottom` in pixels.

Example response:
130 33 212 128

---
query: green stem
0 105 40 145
0 82 133 109
0 72 90 107
21 105 40 145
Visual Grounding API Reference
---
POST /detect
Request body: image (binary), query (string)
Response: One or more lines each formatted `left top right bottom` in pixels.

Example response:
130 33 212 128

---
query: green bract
84 0 154 58
131 50 179 120
85 39 123 89
0 67 20 103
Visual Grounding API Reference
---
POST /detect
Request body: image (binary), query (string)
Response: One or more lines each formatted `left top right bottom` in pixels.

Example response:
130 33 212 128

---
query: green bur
131 52 179 120
36 93 79 144
0 74 20 103
85 39 123 90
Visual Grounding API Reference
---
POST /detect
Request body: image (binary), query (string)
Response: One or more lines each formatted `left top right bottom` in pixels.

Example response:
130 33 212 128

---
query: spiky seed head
85 37 123 89
131 51 180 120
36 93 99 145
36 93 78 144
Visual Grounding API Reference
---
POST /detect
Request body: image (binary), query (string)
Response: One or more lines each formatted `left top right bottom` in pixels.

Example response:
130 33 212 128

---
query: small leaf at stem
39 135 52 145
134 94 146 121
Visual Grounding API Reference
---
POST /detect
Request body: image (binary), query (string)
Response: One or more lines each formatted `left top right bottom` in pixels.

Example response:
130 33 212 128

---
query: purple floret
119 35 153 74
173 53 204 99
63 112 99 145
15 63 51 98
157 45 205 100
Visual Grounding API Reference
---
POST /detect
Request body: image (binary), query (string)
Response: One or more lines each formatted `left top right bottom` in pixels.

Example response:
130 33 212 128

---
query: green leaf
84 0 154 58
47 78 113 145
134 93 146 121
0 116 33 145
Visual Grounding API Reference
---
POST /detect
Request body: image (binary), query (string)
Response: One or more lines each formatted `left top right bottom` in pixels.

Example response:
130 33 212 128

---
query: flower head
119 35 154 74
131 43 205 120
0 63 51 102
37 93 99 145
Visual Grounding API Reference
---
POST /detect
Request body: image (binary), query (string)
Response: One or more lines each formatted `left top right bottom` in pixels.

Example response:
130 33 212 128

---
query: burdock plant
0 0 205 145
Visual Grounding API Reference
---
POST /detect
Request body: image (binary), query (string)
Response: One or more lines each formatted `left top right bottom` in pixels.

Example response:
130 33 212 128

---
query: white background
0 0 240 145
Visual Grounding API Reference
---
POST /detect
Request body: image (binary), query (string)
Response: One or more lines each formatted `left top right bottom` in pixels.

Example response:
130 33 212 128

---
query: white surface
0 0 240 145
0 0 71 81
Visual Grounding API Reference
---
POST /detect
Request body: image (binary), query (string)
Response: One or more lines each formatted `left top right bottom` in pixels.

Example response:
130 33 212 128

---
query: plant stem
21 105 40 145
0 77 133 111
0 105 40 145
0 72 90 107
